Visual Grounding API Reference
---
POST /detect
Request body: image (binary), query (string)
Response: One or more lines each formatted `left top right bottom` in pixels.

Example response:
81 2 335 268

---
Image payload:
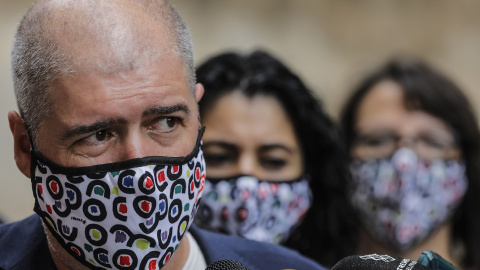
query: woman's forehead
202 92 299 147
355 81 454 137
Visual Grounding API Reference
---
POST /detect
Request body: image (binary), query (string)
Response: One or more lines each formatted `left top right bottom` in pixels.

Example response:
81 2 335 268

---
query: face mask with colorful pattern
194 175 312 244
30 130 206 270
349 148 468 251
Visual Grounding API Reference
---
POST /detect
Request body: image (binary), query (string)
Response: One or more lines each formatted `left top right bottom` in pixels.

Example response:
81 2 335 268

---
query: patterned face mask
349 148 468 251
30 130 206 270
194 175 312 244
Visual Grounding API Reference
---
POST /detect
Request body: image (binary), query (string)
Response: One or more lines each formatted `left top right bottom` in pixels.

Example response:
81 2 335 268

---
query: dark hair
196 50 358 267
340 56 480 270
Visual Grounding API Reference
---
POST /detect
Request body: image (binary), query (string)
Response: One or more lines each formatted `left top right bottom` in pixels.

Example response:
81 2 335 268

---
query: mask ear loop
23 120 44 216
23 121 37 153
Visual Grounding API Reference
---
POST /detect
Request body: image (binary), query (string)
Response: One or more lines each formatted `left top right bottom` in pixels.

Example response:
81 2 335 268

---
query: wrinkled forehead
41 0 179 74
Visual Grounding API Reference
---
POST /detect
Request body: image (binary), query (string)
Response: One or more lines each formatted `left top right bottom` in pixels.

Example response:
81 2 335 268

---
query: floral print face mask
30 130 206 270
349 148 468 251
194 175 312 244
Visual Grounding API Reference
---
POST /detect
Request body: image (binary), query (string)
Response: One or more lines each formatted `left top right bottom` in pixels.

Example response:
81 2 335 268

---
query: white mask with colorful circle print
30 130 206 270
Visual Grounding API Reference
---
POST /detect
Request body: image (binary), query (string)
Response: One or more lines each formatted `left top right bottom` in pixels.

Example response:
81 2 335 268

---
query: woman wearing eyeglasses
340 56 480 270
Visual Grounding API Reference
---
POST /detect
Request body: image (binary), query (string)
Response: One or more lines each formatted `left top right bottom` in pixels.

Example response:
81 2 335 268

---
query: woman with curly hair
194 50 357 267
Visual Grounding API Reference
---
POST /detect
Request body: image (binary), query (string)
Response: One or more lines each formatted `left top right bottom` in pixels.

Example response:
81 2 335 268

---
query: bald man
0 0 326 269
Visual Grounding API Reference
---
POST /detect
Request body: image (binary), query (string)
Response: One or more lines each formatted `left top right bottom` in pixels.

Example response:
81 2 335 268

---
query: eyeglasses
352 131 458 161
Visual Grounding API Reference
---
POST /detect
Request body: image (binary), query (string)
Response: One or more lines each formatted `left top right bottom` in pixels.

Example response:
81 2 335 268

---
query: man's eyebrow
62 119 117 140
143 104 191 117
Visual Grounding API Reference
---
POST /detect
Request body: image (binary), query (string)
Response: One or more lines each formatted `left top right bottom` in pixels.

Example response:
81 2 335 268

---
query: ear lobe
8 111 32 178
195 83 205 103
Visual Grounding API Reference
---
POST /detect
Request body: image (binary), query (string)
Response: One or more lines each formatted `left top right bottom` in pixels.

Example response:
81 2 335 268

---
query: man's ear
195 83 204 103
8 111 32 178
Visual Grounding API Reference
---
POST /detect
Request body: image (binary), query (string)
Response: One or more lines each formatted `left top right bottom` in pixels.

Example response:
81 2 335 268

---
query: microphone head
332 254 430 270
417 250 458 270
205 259 249 270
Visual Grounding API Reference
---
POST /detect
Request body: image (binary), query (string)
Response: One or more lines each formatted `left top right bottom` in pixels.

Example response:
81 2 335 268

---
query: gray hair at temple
11 0 195 148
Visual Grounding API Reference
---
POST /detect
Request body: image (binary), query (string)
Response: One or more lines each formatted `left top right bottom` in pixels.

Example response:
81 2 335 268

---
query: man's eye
95 130 107 141
164 117 177 128
84 130 111 144
150 117 180 132
71 129 115 158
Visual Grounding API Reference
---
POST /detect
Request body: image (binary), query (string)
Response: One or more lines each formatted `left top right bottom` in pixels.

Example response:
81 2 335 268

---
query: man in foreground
0 0 326 269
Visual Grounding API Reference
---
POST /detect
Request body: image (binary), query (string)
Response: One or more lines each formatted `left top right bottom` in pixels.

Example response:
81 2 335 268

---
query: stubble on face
43 223 89 270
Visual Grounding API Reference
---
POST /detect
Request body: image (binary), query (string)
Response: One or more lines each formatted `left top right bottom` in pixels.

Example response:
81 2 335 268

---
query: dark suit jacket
0 215 326 270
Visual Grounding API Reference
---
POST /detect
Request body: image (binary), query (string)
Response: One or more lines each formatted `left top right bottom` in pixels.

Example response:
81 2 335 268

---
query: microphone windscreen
417 250 458 270
332 254 431 270
205 259 249 270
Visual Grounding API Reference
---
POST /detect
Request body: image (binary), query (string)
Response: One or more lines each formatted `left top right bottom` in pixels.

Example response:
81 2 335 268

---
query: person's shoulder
0 214 44 253
189 225 327 270
0 214 55 270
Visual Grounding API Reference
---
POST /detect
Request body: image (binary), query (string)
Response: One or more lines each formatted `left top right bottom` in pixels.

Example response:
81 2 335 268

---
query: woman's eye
365 138 387 146
261 158 287 170
357 135 393 147
422 137 449 150
204 153 234 167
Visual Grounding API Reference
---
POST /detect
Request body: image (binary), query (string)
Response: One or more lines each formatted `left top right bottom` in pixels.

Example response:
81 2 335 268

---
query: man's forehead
42 0 177 74
48 64 193 113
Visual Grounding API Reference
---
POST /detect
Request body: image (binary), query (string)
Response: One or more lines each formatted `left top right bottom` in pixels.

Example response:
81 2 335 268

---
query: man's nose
119 131 153 161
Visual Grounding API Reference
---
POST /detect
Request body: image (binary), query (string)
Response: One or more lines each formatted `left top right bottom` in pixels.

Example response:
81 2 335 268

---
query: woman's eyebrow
259 144 294 153
203 141 237 151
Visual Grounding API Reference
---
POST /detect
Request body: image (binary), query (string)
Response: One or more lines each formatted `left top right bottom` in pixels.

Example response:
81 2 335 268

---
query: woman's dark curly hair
196 50 358 267
340 57 480 270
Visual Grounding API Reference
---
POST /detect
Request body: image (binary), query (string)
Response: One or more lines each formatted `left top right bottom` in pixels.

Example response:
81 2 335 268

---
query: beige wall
1 0 480 222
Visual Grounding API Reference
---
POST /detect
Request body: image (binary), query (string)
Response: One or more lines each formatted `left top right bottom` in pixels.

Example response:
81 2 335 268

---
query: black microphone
205 259 249 270
332 254 430 270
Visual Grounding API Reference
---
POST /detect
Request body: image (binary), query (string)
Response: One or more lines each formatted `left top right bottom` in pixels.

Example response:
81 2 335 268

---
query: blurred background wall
1 0 480 222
